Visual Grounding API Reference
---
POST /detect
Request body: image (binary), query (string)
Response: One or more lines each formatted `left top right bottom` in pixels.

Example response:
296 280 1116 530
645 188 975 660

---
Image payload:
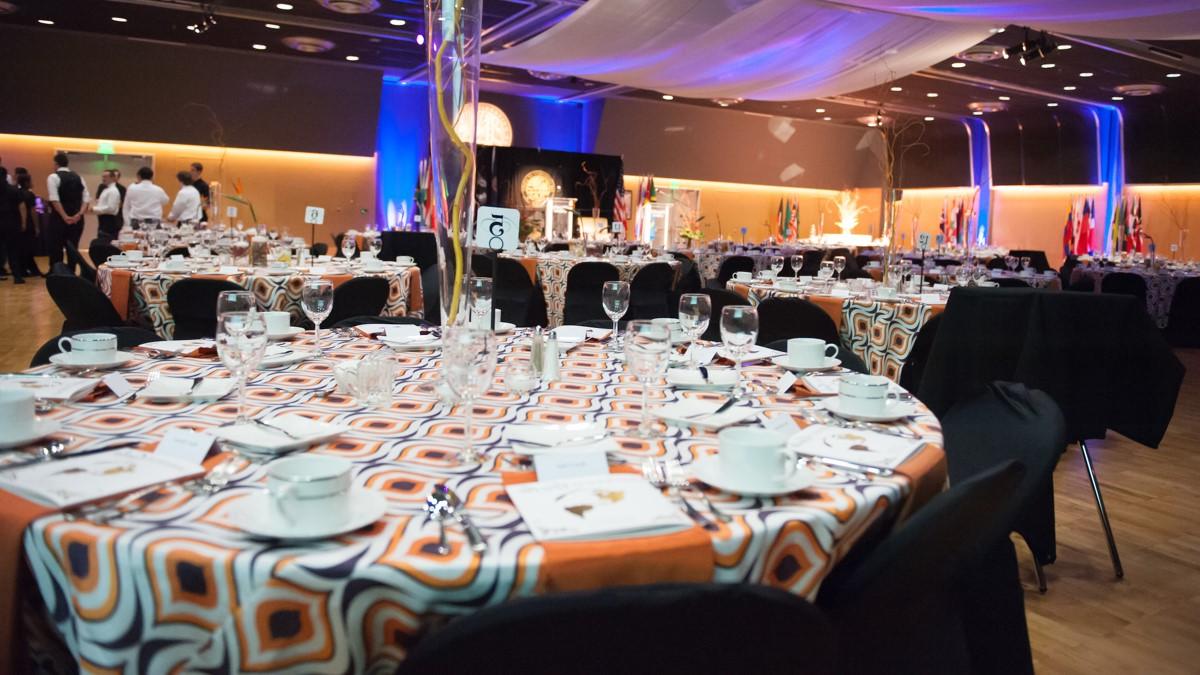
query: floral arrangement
679 214 705 242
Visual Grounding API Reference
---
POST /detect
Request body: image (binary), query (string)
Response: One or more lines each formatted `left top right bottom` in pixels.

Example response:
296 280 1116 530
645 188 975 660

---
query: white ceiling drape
483 0 1200 101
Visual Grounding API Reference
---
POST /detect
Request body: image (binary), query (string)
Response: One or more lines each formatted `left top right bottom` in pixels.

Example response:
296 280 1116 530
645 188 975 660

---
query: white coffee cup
58 333 118 363
717 428 795 487
777 278 799 291
0 390 35 439
125 250 144 261
787 338 838 368
757 270 777 280
875 286 897 299
838 373 890 416
266 455 353 530
263 311 292 334
732 271 752 282
395 256 415 266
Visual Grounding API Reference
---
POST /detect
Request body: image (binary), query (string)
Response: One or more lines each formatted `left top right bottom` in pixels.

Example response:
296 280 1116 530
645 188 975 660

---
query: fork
664 461 731 523
643 461 718 530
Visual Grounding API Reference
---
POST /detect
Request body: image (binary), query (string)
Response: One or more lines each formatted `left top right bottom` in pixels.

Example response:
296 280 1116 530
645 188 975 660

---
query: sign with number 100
476 206 520 252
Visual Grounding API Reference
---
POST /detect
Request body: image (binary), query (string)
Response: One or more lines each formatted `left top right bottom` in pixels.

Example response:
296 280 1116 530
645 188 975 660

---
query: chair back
326 277 390 326
165 246 189 258
166 278 247 339
629 262 676 320
994 277 1031 288
1058 255 1079 287
898 313 942 394
399 583 836 675
755 297 839 346
310 242 329 257
563 262 620 325
46 272 124 333
985 257 1008 270
1009 249 1051 272
1165 277 1200 347
379 231 439 269
64 240 97 283
421 265 442 325
544 242 569 253
493 256 547 327
88 239 122 268
670 252 703 295
31 327 161 367
1099 272 1148 308
331 315 429 329
715 255 755 287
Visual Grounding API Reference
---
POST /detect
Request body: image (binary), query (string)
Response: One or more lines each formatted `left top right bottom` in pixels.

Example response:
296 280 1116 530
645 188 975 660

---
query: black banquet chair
993 277 1031 288
323 277 390 327
331 315 429 330
755 296 840 346
420 265 442 325
898 313 942 396
1009 249 1052 273
562 262 620 325
399 583 837 675
797 249 825 276
707 255 754 289
88 238 122 268
379 230 438 269
628 262 676 320
495 257 547 327
1165 277 1200 347
166 278 248 339
46 272 126 333
64 240 98 284
30 327 161 367
1100 271 1148 310
669 251 702 296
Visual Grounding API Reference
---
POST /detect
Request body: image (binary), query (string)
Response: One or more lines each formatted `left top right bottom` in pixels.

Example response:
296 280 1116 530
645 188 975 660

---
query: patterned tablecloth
1071 267 1199 328
503 254 680 327
18 331 945 673
924 270 1062 290
97 264 422 338
697 251 799 283
728 282 945 381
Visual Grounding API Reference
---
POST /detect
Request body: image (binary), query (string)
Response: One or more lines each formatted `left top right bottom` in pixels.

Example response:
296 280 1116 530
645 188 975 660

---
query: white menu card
507 474 692 541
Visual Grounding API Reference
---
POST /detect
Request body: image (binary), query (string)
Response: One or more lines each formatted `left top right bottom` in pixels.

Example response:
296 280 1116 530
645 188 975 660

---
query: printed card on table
507 474 692 542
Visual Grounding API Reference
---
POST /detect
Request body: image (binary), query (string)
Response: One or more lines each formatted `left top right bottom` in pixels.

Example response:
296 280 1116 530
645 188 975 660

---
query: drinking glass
818 260 835 282
341 234 357 260
368 235 383 258
469 277 493 328
229 237 250 265
601 280 631 350
624 321 671 438
833 255 847 281
720 305 759 397
954 265 973 287
790 254 803 277
442 326 497 462
1005 255 1018 272
536 238 548 254
678 293 711 369
1020 256 1032 272
973 265 990 286
301 279 334 350
216 311 268 424
770 255 784 276
216 290 254 318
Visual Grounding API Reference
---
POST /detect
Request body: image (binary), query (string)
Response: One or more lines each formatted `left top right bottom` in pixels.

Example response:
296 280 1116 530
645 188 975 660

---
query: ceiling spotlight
345 55 359 61
989 27 1005 34
389 18 406 26
276 3 294 9
1080 72 1094 77
998 95 1011 101
111 16 128 23
1166 73 1181 78
926 92 938 98
958 44 1007 62
416 34 425 45
283 36 336 53
815 107 825 113
969 101 1008 113
1041 63 1056 69
37 18 54 25
265 23 281 29
1063 85 1076 91
1047 102 1059 107
252 44 267 50
661 94 674 101
1111 96 1124 101
951 62 966 69
924 116 935 121
890 86 902 92
1058 44 1072 50
1007 29 1056 66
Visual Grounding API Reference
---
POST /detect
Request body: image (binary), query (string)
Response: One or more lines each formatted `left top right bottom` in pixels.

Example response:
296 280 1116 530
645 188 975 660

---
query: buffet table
15 330 945 672
502 253 680 327
97 263 422 338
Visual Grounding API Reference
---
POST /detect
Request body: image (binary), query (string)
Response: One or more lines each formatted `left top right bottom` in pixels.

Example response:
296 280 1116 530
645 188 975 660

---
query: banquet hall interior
0 0 1197 673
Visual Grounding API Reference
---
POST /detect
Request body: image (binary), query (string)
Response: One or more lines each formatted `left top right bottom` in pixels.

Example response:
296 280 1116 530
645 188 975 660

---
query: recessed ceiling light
989 27 1005 34
111 16 128 23
37 18 54 25
276 3 294 10
1166 72 1181 78
890 86 902 92
924 116 935 121
389 18 406 26
998 95 1011 101
823 116 832 121
416 34 425 45
1040 63 1056 69
1063 85 1076 91
815 107 825 113
866 122 877 128
1057 44 1072 50
252 44 267 50
951 62 966 69
265 23 281 29
1080 72 1093 77
662 94 674 100
972 111 983 115
1047 102 1059 107
1111 96 1124 101
926 92 938 98
345 55 359 61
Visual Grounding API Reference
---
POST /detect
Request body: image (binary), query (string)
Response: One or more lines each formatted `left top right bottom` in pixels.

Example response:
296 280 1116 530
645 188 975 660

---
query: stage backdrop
476 146 624 238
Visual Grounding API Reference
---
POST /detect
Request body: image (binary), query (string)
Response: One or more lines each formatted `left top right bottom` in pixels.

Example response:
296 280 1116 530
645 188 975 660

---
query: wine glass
818 260 835 283
601 280 631 350
833 255 847 281
624 321 671 438
973 264 990 286
1020 256 1032 272
678 293 711 369
1005 255 1017 272
216 290 254 318
301 279 334 350
442 326 497 462
229 237 250 266
216 311 268 424
341 233 357 260
368 235 383 258
790 254 803 277
770 255 784 277
720 305 758 398
470 276 493 328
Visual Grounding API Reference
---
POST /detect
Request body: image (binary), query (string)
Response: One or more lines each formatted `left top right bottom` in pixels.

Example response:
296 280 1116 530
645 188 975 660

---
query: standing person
93 170 122 240
168 171 202 224
111 169 127 233
189 162 210 223
0 167 23 284
45 152 89 270
122 166 168 229
14 170 43 277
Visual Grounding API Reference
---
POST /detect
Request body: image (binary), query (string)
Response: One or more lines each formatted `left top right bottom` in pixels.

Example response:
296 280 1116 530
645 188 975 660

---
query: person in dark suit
190 162 210 223
0 167 24 284
45 152 88 270
13 169 43 277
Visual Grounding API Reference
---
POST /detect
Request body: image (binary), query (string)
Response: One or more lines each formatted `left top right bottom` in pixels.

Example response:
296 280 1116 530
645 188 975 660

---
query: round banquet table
501 253 680 327
1071 265 1200 328
97 262 423 338
12 330 945 672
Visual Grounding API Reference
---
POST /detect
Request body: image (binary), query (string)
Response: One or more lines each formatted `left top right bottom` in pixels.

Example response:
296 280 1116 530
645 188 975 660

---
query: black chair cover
544 242 569 253
420 265 442 325
755 297 839 346
331 315 429 329
985 257 1009 270
1058 255 1079 288
1100 272 1148 309
46 272 125 333
399 583 836 675
166 278 247 339
64 241 97 283
694 288 747 342
88 239 122 268
31 327 161 367
709 255 754 289
1009 249 1051 273
942 382 1067 565
629 262 676 320
824 247 869 279
325 277 390 326
379 231 438 269
993 277 1031 288
310 242 329 257
563 262 620 325
765 338 869 374
669 251 702 295
165 246 189 258
817 461 1028 675
897 313 942 395
475 254 548 327
798 249 825 276
918 287 1183 447
1165 277 1200 347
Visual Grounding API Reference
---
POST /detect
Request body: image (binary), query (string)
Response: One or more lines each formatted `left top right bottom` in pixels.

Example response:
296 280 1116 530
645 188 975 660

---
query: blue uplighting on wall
964 117 993 245
1090 106 1125 254
525 98 605 153
375 78 429 229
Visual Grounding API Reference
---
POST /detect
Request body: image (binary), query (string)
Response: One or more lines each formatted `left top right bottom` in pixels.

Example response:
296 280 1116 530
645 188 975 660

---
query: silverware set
800 407 918 439
424 484 487 554
643 460 729 529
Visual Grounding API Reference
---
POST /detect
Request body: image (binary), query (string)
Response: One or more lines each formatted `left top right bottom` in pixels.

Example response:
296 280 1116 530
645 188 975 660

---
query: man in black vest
46 152 89 271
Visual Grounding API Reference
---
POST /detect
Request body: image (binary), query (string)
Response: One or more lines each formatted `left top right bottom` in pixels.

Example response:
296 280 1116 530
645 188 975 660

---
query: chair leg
1079 440 1124 579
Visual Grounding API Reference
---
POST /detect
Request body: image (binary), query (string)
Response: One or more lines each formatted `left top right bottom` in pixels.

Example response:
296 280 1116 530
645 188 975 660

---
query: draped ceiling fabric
484 0 1200 101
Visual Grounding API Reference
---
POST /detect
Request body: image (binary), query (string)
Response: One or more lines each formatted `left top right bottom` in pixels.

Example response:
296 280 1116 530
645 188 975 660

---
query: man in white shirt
46 152 89 269
122 166 169 229
92 170 122 240
168 171 202 224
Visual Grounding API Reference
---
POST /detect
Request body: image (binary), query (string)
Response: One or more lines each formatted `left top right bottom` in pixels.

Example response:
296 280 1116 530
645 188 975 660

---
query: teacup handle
269 483 301 523
778 449 798 479
825 344 839 359
57 337 73 353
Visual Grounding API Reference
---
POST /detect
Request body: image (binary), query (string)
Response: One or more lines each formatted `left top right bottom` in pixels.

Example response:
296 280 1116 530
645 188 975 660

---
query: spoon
433 484 487 552
424 494 450 555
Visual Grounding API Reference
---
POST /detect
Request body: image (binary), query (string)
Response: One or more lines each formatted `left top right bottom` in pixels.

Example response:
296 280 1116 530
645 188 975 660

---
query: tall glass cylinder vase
425 0 482 326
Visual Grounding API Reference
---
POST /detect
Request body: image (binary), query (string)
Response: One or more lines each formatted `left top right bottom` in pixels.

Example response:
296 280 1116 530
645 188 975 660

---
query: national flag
1062 202 1075 257
790 196 800 241
780 197 792 239
647 175 657 203
1076 199 1092 255
775 198 784 238
939 199 947 241
613 186 629 238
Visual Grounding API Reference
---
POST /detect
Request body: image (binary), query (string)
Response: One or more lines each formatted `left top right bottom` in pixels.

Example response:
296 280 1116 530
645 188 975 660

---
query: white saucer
49 351 136 370
262 267 297 276
379 336 441 350
105 260 137 269
234 488 388 540
267 326 305 340
493 321 516 334
690 456 816 497
0 419 63 449
771 356 841 373
821 397 917 422
259 348 318 368
666 367 737 391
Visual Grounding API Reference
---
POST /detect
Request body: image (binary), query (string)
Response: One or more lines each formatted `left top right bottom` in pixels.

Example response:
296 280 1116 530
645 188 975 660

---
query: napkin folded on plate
665 368 737 389
789 423 922 469
653 399 755 430
551 326 611 343
713 345 783 367
213 414 348 453
138 376 235 401
135 340 218 358
505 422 603 447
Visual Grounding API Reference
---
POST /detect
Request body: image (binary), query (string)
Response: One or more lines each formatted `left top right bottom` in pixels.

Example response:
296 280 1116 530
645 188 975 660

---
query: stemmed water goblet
216 290 254 319
818 260 835 287
469 277 493 328
790 254 803 277
442 326 497 462
341 233 357 260
624 321 671 438
1020 256 1032 272
678 293 711 369
216 311 268 425
601 280 630 350
229 237 250 266
368 235 383 259
301 279 334 350
770 255 784 277
1005 255 1018 272
833 255 847 281
720 305 759 398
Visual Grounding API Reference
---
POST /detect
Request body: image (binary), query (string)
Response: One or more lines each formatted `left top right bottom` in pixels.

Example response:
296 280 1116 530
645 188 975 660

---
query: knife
2 440 141 472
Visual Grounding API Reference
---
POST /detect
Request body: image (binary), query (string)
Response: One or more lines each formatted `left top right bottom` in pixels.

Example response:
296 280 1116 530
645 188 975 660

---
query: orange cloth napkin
107 268 134 320
0 489 53 671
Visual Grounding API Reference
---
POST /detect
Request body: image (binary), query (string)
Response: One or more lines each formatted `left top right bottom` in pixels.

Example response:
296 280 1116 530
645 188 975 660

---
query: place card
102 373 135 399
309 266 327 275
533 450 609 482
219 265 240 275
0 448 204 509
155 428 215 465
0 376 98 401
776 371 798 395
507 474 692 541
830 288 851 298
763 410 802 437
